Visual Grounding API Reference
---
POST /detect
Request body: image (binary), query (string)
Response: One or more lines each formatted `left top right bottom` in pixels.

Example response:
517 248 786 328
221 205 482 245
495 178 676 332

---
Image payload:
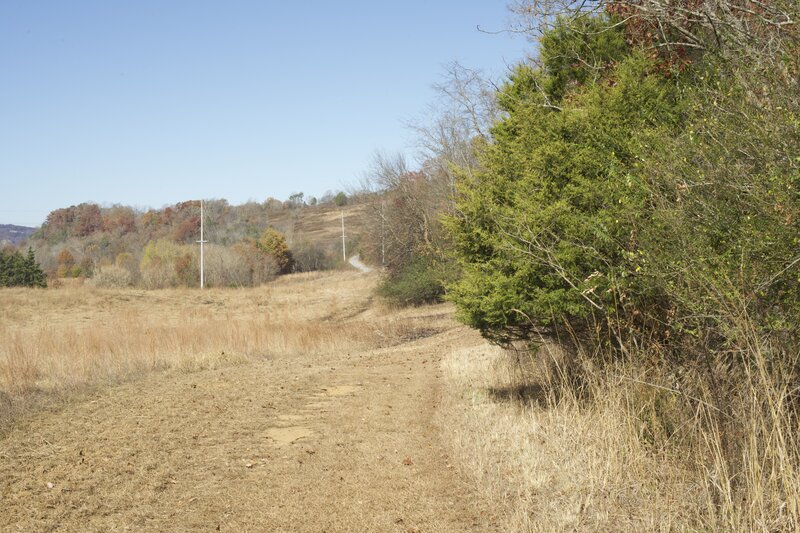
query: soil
0 314 497 531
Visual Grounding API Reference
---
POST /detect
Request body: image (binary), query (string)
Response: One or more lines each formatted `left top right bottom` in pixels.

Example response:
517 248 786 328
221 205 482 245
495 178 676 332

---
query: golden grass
440 344 701 531
440 339 800 532
0 271 422 419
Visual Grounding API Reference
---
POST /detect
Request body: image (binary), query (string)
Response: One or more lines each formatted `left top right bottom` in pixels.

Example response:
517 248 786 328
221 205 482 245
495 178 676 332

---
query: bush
291 240 336 273
448 36 682 344
231 240 279 286
377 256 445 306
88 265 133 288
204 244 250 287
140 239 185 288
257 228 294 274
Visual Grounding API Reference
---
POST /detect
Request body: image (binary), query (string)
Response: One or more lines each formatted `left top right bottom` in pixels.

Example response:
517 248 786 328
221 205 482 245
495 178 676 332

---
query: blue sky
0 1 529 227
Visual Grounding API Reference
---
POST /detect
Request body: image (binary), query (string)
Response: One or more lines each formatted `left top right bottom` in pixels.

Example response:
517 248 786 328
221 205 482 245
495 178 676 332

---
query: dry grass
0 270 426 426
440 338 800 532
5 268 796 530
266 202 370 248
0 282 485 531
440 343 704 531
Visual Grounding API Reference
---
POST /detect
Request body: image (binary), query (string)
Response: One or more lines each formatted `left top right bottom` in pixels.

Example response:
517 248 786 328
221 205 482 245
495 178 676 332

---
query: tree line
12 192 353 289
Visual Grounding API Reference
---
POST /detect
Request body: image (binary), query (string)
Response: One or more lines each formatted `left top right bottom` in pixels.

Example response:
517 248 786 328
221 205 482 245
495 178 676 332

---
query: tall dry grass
441 334 800 531
0 271 419 421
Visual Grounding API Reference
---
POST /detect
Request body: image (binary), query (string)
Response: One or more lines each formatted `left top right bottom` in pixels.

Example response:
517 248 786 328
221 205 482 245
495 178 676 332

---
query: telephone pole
341 210 346 262
197 199 208 288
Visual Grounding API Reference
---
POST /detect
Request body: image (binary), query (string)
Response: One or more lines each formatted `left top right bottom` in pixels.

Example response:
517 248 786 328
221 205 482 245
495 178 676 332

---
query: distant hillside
0 224 37 246
26 193 373 286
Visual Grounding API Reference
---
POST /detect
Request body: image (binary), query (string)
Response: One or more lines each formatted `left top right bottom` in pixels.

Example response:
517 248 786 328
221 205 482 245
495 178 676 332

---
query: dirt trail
348 254 372 273
0 307 496 531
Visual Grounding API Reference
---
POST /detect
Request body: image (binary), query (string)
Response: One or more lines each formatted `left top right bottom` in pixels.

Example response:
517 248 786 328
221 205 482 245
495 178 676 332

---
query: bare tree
507 0 797 63
408 62 502 183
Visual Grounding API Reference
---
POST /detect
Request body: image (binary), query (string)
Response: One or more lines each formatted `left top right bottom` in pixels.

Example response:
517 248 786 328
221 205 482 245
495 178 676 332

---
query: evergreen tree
446 16 684 345
0 247 47 288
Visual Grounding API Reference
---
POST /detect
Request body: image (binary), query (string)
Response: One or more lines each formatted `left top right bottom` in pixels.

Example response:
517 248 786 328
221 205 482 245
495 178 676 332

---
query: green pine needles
0 247 47 288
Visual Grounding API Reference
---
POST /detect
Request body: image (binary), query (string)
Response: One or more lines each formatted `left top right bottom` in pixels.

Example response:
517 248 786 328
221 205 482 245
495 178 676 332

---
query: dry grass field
1 271 408 415
0 270 498 531
3 268 795 531
439 341 800 531
265 202 370 249
439 345 701 531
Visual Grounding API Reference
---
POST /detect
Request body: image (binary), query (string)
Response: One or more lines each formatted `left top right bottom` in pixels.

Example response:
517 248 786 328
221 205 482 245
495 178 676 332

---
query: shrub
291 240 336 273
447 18 683 345
140 239 185 288
204 244 250 287
88 265 133 288
232 240 279 286
257 228 294 274
378 256 445 306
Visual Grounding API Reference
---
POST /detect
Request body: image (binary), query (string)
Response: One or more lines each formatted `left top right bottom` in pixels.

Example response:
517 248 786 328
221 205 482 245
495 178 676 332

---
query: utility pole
381 201 385 266
341 210 346 262
197 199 208 288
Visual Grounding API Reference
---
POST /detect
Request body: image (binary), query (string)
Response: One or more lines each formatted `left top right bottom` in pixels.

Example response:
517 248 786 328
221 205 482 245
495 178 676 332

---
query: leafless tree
507 0 797 62
408 62 502 183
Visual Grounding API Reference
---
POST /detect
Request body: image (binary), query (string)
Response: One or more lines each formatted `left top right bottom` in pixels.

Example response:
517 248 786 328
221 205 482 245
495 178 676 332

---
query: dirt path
0 312 495 531
348 255 372 273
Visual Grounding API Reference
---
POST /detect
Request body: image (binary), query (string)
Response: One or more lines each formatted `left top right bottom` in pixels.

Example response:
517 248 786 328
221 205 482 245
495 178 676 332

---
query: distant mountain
0 224 37 246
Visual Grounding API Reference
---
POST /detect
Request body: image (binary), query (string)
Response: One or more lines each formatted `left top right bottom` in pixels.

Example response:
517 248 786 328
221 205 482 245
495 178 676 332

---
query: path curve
348 254 372 273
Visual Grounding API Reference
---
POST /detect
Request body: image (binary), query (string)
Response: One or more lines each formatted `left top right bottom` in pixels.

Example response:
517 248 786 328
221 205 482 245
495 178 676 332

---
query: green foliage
638 57 800 350
448 18 683 344
538 15 629 101
333 192 347 207
448 10 800 374
0 247 47 288
378 256 446 306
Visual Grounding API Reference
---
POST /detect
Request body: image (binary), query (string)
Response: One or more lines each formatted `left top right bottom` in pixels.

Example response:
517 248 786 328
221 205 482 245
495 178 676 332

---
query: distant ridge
0 224 37 246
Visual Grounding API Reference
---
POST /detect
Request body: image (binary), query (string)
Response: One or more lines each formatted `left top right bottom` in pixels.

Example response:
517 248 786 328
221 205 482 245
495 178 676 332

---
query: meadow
0 271 425 426
2 270 798 531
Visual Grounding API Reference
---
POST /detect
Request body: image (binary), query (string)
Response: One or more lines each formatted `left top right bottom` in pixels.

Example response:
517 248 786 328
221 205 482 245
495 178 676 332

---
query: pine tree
24 247 47 287
0 248 47 287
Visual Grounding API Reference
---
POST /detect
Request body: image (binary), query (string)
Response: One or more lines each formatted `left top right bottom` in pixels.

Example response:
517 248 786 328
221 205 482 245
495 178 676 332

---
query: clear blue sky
0 1 528 227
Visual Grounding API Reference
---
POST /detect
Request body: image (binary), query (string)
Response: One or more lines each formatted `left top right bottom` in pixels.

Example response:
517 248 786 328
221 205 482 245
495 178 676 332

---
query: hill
25 194 373 287
0 225 37 246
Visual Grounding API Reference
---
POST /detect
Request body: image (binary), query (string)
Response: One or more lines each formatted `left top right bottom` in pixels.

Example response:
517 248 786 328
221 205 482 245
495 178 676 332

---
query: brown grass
265 202 370 248
440 344 701 531
0 270 427 425
0 285 486 531
440 337 800 531
5 269 796 530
